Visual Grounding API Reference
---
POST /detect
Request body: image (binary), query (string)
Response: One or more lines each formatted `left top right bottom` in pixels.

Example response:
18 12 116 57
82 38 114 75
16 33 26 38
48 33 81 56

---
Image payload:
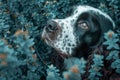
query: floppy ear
90 13 115 48
98 14 115 34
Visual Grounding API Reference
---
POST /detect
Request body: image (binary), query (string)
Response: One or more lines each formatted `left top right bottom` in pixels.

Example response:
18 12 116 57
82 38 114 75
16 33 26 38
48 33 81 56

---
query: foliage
111 59 120 74
0 33 44 80
103 30 120 74
63 58 86 80
0 0 120 80
46 65 62 80
103 30 119 50
88 54 104 80
64 58 86 74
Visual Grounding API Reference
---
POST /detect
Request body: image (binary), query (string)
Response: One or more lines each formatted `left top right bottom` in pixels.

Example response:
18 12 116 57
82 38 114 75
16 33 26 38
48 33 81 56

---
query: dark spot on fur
72 19 75 22
66 48 70 52
75 10 78 13
65 35 68 38
61 23 64 26
59 34 62 38
68 43 71 46
62 47 64 50
71 20 74 24
72 44 75 46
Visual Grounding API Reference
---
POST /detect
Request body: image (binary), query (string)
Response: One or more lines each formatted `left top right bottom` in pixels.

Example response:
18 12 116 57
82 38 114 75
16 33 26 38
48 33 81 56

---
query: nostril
46 24 54 32
46 20 59 32
48 24 55 30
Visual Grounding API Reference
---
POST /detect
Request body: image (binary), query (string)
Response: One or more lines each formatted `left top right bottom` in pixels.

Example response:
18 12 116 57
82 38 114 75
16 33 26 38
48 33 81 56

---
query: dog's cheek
84 32 101 46
75 30 86 43
84 35 92 45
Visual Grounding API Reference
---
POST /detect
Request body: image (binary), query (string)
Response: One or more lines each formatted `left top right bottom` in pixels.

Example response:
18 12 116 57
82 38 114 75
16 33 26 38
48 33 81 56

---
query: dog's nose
45 20 59 32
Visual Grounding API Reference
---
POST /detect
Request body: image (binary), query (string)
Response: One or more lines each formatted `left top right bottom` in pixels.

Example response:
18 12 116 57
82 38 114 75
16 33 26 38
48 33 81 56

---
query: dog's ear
90 13 115 48
98 14 115 33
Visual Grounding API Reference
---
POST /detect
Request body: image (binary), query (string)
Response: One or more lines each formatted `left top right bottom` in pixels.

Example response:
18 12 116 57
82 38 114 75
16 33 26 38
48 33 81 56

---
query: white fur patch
53 18 77 55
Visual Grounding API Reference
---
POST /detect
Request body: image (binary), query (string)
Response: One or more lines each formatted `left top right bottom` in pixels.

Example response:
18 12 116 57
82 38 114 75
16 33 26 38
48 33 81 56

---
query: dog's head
42 5 115 55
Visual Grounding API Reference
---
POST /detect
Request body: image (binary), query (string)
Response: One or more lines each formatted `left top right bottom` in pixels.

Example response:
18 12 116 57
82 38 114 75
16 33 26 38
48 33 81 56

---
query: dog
42 5 115 59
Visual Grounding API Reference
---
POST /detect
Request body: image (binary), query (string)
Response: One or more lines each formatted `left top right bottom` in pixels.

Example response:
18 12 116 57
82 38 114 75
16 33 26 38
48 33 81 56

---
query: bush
0 0 120 80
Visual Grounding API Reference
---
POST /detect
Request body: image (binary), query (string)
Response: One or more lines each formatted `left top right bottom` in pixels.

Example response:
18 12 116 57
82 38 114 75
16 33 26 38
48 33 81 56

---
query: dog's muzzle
45 20 59 32
42 20 61 44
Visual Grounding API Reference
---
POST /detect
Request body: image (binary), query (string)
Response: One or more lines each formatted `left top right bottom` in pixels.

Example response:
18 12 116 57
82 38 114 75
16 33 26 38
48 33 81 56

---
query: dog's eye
77 22 89 30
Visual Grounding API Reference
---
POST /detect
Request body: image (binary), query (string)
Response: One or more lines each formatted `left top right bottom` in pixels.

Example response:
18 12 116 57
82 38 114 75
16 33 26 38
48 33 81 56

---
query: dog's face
42 5 115 55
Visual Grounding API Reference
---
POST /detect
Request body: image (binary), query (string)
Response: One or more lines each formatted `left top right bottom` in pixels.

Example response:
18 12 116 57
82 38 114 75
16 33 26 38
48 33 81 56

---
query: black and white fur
42 5 115 58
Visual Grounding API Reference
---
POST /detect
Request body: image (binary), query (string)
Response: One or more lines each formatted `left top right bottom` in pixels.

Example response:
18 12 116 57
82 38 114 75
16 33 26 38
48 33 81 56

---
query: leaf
106 50 119 60
103 30 119 50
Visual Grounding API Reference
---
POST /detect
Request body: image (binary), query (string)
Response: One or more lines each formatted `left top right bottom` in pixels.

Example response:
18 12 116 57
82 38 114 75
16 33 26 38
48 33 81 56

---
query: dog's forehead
73 6 115 28
74 6 107 17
